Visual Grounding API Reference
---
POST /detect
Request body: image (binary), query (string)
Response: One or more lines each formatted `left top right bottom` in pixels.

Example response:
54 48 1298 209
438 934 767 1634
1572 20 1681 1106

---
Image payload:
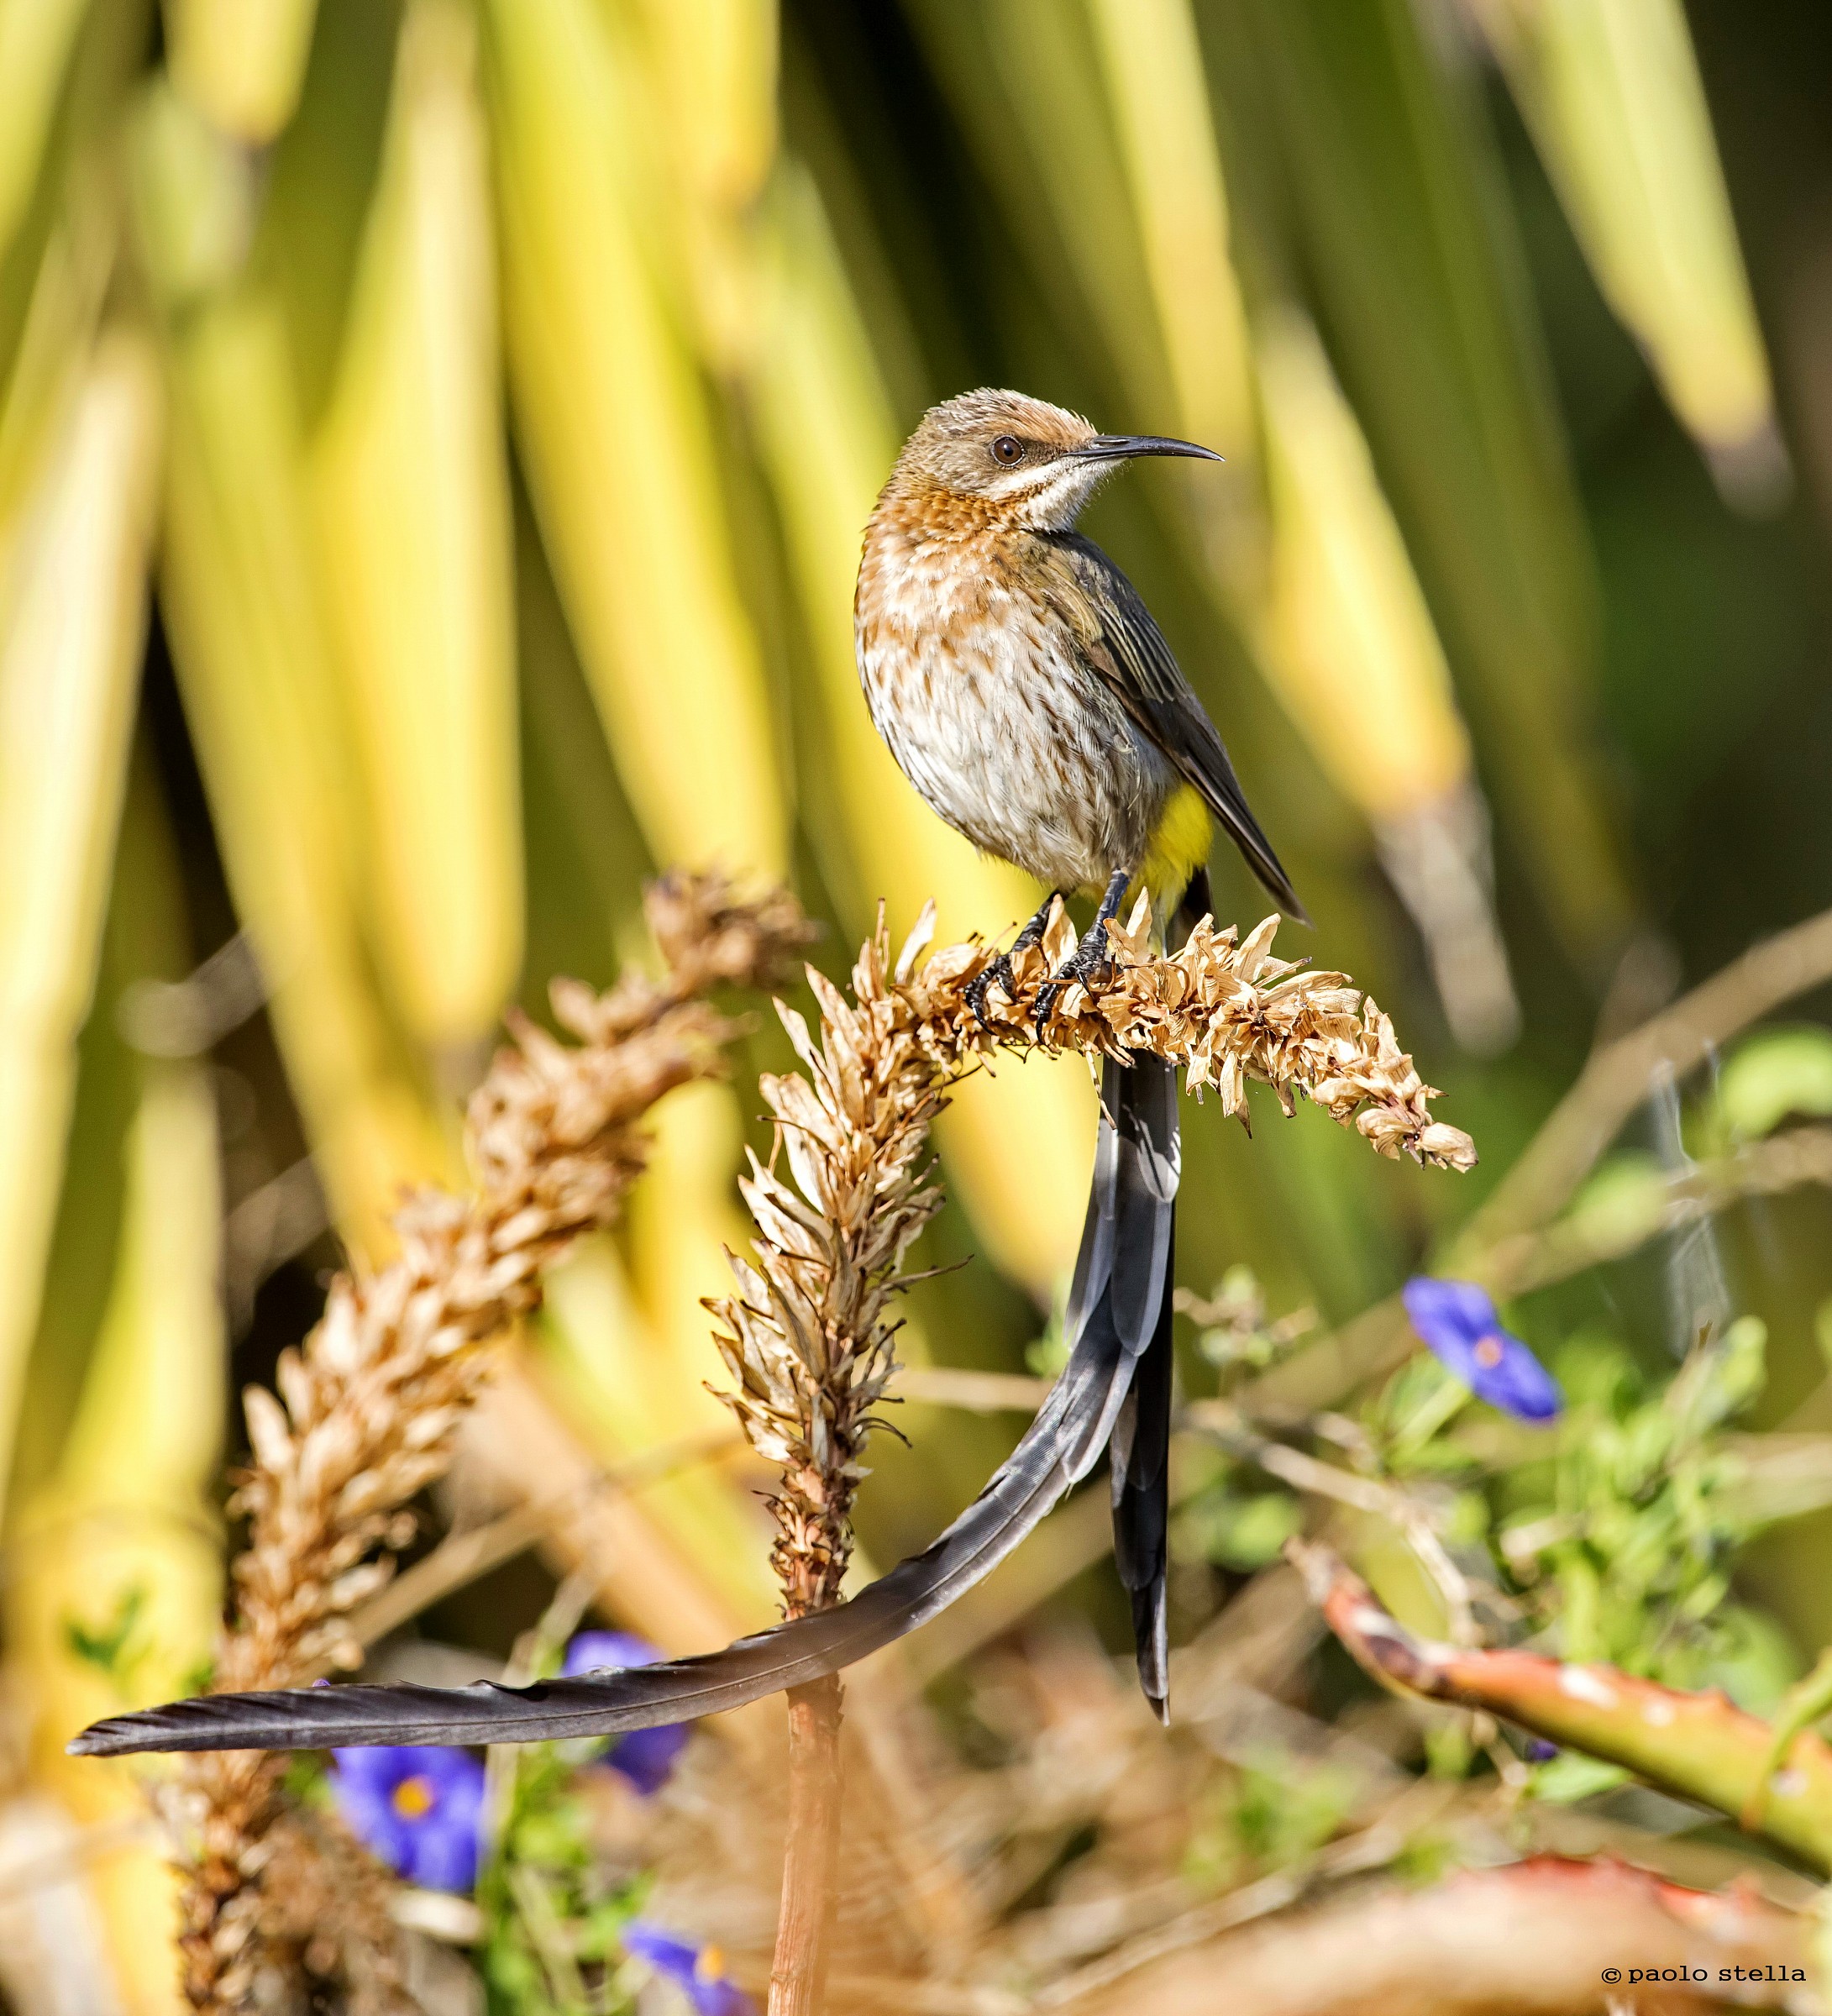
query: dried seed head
895 897 1476 1172
709 920 946 1620
176 875 808 2013
643 868 820 1000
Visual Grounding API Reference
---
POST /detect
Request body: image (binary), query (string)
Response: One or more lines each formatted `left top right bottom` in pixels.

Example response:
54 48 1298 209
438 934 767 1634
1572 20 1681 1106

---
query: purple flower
332 1746 485 1893
1401 1278 1562 1421
563 1631 690 1795
562 1630 660 1677
622 1923 756 2016
1525 1739 1559 1762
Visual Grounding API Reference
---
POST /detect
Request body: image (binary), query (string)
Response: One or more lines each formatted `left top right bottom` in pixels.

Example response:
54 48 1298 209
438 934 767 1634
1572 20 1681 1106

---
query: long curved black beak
1073 433 1224 463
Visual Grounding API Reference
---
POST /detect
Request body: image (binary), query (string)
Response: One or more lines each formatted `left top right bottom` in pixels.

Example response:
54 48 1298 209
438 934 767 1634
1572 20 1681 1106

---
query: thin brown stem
770 1674 846 2016
1451 901 1832 1257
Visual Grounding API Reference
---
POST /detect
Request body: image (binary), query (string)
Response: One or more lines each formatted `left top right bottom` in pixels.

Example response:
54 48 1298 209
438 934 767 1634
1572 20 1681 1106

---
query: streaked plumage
855 389 1303 921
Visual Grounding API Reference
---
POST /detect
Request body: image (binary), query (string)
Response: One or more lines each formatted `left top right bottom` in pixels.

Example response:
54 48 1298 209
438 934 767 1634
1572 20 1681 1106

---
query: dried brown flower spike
173 874 812 2015
900 894 1476 1173
709 969 945 1619
707 922 949 2016
711 895 1474 1641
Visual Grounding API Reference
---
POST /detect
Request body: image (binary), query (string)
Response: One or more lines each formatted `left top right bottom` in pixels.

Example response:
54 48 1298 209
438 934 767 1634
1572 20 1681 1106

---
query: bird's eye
990 435 1024 466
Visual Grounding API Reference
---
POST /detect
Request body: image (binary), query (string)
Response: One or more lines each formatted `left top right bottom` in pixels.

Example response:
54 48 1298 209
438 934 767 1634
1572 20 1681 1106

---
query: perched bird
68 391 1298 1761
855 389 1302 1715
856 388 1301 986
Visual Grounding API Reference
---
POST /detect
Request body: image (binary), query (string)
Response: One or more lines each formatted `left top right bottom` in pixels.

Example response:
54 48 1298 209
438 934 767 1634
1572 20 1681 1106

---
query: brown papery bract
171 873 814 2016
925 895 1476 1172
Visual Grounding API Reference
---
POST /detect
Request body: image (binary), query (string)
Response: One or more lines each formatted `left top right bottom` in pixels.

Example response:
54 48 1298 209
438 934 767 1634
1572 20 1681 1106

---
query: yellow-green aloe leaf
12 1061 223 2013
1251 306 1472 822
485 0 789 879
0 0 92 260
1467 0 1781 500
165 0 320 144
312 0 522 1053
515 568 798 1623
0 200 115 544
534 1231 780 1633
0 328 161 1512
615 0 777 372
1220 0 1636 962
158 286 453 1247
1084 0 1253 464
135 52 448 1248
905 0 1171 419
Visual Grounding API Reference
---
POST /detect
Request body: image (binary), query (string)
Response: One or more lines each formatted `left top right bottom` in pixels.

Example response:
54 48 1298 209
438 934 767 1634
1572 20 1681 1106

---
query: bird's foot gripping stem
966 890 1064 1028
1034 867 1131 1031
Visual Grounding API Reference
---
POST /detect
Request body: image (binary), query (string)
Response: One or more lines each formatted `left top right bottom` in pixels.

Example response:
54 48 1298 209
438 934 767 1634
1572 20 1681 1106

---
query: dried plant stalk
711 898 1472 2016
769 1680 845 2016
171 874 812 2015
921 895 1476 1172
708 963 945 1615
708 924 947 2016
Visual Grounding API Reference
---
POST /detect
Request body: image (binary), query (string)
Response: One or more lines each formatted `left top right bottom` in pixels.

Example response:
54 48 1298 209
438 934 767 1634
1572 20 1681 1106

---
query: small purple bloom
332 1745 485 1893
1525 1739 1559 1763
562 1630 661 1678
622 1923 756 2016
1401 1278 1562 1421
563 1631 690 1795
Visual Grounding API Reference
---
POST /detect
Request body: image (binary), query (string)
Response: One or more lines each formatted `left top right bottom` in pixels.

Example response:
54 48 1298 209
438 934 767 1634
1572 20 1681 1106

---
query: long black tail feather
1110 1208 1174 1720
70 1327 1121 1754
70 1055 1182 1759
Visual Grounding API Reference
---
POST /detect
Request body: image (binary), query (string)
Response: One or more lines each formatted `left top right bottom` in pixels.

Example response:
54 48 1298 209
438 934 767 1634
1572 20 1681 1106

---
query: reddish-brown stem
768 1674 844 2016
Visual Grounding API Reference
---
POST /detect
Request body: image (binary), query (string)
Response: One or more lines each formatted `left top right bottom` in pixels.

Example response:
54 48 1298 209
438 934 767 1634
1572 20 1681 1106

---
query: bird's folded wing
1037 532 1307 922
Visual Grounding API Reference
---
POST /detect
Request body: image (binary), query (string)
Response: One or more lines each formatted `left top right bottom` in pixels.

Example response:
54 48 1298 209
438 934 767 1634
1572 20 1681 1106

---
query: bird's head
889 388 1221 531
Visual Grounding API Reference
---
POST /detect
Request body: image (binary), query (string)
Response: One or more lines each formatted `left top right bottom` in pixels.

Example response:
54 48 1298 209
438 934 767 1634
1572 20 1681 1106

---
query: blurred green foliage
478 1746 643 2016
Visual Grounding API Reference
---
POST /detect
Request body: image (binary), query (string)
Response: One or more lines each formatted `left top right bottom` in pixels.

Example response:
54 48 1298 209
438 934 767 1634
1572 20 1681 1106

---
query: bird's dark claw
1033 920 1117 1032
965 953 1017 1028
968 892 1066 1031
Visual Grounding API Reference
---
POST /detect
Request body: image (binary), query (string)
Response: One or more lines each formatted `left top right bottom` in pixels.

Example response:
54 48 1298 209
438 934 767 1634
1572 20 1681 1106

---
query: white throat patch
1003 459 1114 531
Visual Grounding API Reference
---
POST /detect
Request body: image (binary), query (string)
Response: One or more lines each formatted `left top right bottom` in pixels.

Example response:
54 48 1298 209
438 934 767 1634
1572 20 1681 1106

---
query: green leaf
1530 1749 1630 1805
1667 1315 1767 1446
62 1583 147 1683
1178 1487 1303 1572
1716 1027 1832 1142
1564 1151 1667 1252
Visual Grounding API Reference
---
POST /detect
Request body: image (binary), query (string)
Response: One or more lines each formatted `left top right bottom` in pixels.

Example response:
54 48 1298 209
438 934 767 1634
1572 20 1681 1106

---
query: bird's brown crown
882 388 1110 533
878 388 1223 538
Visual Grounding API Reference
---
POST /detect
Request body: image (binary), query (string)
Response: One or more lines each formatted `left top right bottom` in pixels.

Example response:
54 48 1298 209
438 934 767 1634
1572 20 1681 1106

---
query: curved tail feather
1110 1213 1174 1721
71 1058 1183 1759
70 1330 1120 1753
